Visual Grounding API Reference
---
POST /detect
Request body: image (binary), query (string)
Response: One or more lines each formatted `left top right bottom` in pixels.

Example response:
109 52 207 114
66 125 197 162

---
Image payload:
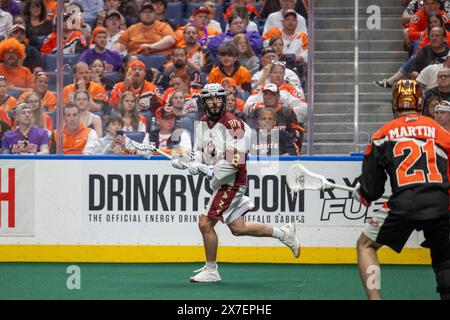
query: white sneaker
190 266 221 283
280 223 301 258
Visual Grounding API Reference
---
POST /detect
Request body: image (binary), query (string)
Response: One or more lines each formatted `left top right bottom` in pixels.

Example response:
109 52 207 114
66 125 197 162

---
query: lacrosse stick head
124 138 155 159
286 163 330 193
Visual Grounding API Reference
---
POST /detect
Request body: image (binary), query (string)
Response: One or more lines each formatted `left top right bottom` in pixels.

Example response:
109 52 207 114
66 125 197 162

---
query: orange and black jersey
359 114 450 220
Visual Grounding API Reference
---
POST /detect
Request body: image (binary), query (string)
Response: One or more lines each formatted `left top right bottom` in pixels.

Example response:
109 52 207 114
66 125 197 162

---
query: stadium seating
136 54 168 72
47 72 74 91
43 54 81 72
103 72 121 85
166 2 183 27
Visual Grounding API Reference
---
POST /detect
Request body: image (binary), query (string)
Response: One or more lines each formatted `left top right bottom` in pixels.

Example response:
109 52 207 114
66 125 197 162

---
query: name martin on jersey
388 126 436 140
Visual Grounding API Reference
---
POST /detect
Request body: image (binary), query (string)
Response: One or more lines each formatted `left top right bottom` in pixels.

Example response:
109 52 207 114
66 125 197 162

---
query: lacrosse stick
286 163 389 199
124 137 212 178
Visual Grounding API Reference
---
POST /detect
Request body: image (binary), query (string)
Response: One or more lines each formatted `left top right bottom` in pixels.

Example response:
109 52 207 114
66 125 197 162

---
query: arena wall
0 156 430 264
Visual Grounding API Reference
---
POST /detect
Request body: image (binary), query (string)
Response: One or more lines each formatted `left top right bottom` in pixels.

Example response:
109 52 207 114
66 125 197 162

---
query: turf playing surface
0 263 437 300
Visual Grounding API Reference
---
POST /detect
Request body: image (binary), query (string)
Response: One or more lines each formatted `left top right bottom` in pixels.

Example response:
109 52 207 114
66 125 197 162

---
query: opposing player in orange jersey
353 80 450 300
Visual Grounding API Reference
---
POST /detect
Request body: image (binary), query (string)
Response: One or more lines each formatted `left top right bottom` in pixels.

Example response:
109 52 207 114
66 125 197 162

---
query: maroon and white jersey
194 112 251 190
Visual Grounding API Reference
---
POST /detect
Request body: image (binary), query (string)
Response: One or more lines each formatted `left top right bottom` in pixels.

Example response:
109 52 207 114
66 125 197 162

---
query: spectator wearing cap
417 51 450 93
79 26 122 72
9 24 43 73
0 0 21 17
249 107 298 157
109 59 164 112
434 100 450 131
103 10 126 53
263 0 307 35
252 46 301 90
150 105 192 154
175 6 221 48
115 2 176 56
69 0 104 27
245 62 307 124
1 102 50 154
50 103 98 155
0 7 12 40
23 0 54 51
95 0 125 28
0 38 34 93
209 42 252 93
246 83 302 154
18 71 57 112
207 14 262 57
0 75 16 113
63 61 107 112
40 12 88 55
263 9 308 64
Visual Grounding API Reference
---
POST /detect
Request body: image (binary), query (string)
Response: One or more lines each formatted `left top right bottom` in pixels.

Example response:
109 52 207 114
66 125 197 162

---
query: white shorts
201 185 254 225
362 208 389 242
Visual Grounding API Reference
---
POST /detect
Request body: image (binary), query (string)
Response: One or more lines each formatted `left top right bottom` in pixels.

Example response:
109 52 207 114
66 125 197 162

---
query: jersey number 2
393 140 443 187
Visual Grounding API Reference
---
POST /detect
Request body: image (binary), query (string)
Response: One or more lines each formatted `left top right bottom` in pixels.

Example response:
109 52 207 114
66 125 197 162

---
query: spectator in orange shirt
109 60 164 113
162 70 201 113
220 77 246 112
407 0 446 51
18 71 57 112
0 38 34 93
209 42 252 92
63 62 108 112
115 2 176 56
50 103 99 155
24 91 53 132
175 6 221 48
0 75 17 113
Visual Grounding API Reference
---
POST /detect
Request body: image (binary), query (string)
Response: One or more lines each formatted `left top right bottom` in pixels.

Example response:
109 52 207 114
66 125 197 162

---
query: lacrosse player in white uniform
172 83 301 283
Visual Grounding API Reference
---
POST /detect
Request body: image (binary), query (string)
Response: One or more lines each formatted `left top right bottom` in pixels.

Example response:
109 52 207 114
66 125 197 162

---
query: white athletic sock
272 227 284 240
206 261 217 270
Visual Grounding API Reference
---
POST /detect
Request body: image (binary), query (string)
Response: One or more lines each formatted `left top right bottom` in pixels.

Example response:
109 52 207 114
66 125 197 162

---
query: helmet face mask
392 80 423 117
201 83 227 121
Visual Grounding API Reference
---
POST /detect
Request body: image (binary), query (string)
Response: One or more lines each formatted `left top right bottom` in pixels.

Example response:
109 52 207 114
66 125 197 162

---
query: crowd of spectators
0 0 310 157
375 0 450 131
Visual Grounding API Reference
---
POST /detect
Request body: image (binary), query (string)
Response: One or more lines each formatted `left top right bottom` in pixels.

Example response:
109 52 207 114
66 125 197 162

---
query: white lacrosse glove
172 158 188 170
187 162 213 178
352 182 371 207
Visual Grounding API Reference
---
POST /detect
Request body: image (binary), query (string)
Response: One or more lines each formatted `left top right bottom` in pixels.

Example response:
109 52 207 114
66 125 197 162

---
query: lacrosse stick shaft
327 182 389 200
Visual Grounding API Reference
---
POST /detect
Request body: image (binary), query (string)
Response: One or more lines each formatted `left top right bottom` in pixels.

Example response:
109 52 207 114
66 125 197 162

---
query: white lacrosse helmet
201 83 227 120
